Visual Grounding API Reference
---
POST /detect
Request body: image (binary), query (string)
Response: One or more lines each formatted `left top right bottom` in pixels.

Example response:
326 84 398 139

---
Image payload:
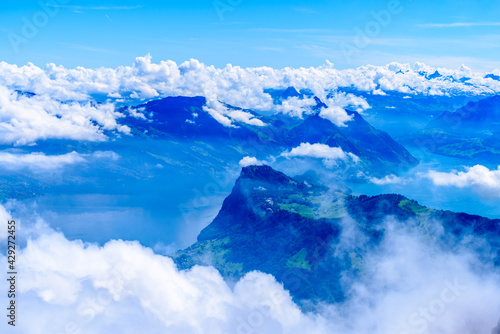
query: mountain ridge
120 95 418 177
401 94 500 163
174 165 500 307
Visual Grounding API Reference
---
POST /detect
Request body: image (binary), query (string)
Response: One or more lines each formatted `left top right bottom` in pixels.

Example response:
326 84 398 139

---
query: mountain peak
428 70 442 79
282 86 301 98
175 166 500 306
485 73 500 81
431 94 500 129
240 165 293 185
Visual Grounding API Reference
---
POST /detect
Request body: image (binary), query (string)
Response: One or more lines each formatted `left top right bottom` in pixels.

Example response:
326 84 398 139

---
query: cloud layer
1 203 499 334
0 87 130 145
2 56 499 106
368 174 407 185
281 143 360 166
0 151 119 172
1 56 500 142
426 165 500 197
239 156 265 167
4 229 325 334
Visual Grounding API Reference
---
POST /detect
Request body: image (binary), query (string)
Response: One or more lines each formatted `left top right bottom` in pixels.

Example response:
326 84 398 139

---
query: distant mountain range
174 165 500 306
401 95 500 164
428 95 500 134
120 95 418 177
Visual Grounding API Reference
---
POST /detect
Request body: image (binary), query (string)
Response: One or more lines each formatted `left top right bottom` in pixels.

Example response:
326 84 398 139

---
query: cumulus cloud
0 151 119 172
0 205 11 242
326 91 370 113
373 89 387 96
426 165 500 197
239 156 265 167
126 106 148 120
273 90 369 125
274 96 318 118
0 56 499 134
369 174 408 185
0 87 130 145
319 106 352 126
324 218 500 334
2 228 326 334
281 143 359 163
203 99 266 127
1 202 499 334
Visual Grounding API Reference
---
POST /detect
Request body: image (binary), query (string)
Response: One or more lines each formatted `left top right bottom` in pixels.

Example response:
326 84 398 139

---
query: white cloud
281 143 357 161
325 218 500 334
274 97 318 118
89 151 120 161
0 151 119 172
239 156 264 167
280 143 360 169
319 106 353 126
314 91 370 126
0 55 499 136
0 87 130 145
203 99 266 127
5 229 327 334
327 91 371 113
126 106 147 120
372 89 387 96
0 205 11 242
426 165 500 196
203 106 234 127
275 91 369 124
369 174 408 185
1 204 499 334
227 109 266 127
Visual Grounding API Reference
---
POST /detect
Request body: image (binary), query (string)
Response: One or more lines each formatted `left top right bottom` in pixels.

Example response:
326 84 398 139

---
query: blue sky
1 0 500 70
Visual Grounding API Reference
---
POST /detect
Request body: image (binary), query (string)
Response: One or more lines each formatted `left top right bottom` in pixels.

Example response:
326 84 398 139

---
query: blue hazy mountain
428 95 500 134
426 70 442 79
336 88 488 138
120 95 418 176
486 74 500 81
265 86 302 104
174 165 500 306
0 94 418 246
401 95 500 163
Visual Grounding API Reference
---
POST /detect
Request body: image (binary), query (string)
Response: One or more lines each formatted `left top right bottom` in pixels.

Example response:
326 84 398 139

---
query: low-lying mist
1 198 498 334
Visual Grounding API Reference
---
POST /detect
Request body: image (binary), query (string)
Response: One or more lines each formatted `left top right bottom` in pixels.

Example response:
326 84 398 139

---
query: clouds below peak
1 55 500 143
0 87 130 146
319 106 352 127
0 151 119 172
368 174 408 185
281 143 360 166
2 55 500 111
203 99 267 127
426 165 500 197
2 202 499 334
10 229 321 334
239 156 265 167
